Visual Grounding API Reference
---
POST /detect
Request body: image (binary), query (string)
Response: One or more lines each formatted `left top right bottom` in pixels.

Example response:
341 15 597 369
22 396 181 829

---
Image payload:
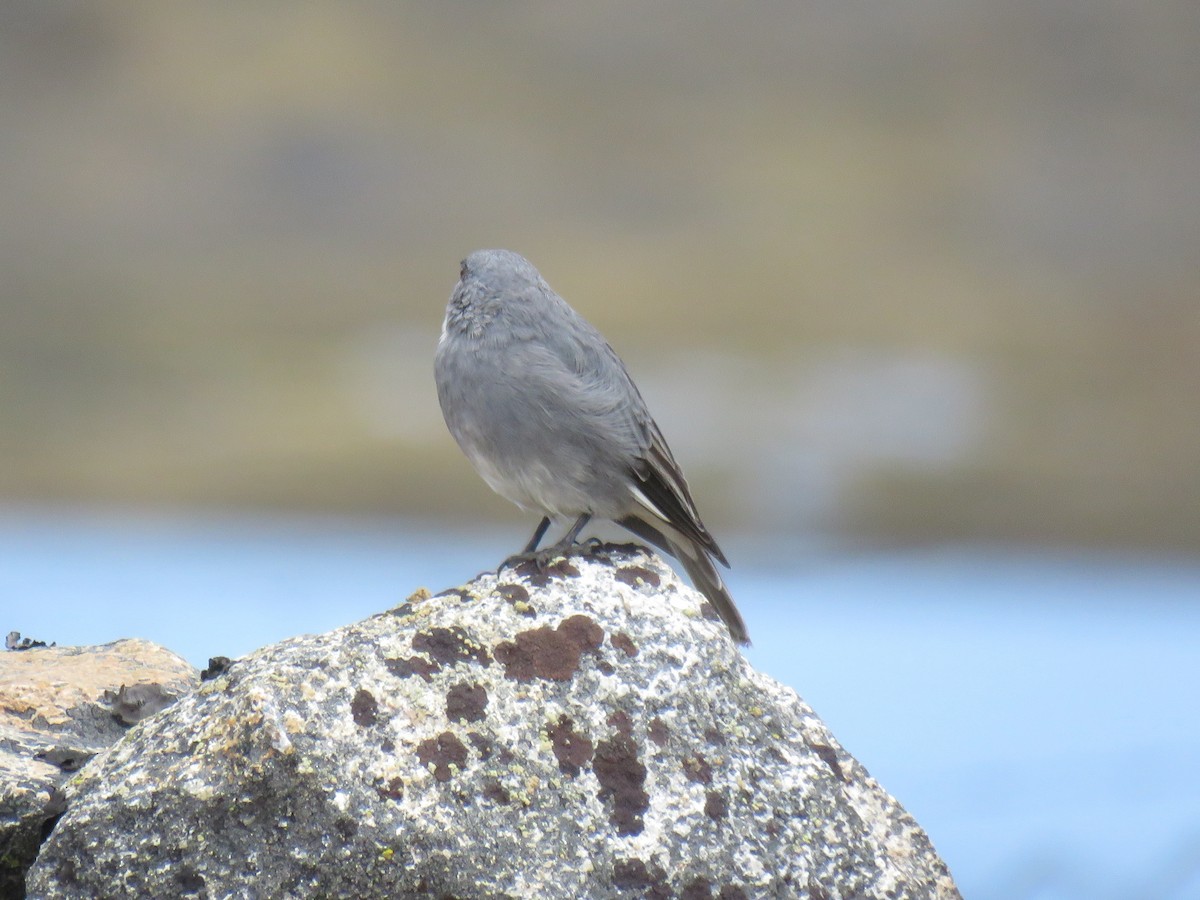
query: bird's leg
522 516 552 554
498 513 591 574
546 513 591 553
499 518 547 574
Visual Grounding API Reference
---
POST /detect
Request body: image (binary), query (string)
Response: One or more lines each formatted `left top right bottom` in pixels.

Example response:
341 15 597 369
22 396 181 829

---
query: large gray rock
1 639 197 898
28 545 959 899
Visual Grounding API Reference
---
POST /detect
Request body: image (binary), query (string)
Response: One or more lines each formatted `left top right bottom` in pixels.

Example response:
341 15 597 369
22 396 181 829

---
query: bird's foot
497 547 562 576
498 513 595 576
498 539 589 576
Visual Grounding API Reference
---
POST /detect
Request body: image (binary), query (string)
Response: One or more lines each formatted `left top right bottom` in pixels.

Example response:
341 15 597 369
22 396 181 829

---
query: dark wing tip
629 453 728 567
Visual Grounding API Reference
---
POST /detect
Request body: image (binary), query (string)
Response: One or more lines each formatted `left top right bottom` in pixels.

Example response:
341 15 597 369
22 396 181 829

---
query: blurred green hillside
1 2 1197 549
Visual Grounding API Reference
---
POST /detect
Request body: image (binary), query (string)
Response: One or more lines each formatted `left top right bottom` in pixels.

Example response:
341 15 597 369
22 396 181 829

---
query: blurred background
2 2 1198 898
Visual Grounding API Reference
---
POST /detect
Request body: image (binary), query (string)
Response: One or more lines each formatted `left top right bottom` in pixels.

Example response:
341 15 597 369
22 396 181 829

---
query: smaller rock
0 638 198 896
199 656 232 681
5 631 54 651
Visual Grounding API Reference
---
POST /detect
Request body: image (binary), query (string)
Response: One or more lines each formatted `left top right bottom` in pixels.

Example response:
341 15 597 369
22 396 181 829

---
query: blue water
3 507 1199 900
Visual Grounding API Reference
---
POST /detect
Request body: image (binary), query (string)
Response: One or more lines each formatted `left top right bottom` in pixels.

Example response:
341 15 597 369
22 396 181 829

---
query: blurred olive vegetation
2 3 1197 550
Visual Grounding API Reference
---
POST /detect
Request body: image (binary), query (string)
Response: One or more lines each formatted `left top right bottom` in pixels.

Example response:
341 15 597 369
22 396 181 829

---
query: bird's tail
617 514 750 645
670 538 750 645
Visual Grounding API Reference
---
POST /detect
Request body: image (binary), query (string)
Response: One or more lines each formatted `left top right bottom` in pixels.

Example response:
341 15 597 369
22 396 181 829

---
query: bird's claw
497 549 555 576
497 543 583 577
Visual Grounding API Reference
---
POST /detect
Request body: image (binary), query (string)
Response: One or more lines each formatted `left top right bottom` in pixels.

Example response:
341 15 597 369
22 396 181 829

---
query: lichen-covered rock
28 545 959 899
1 639 197 898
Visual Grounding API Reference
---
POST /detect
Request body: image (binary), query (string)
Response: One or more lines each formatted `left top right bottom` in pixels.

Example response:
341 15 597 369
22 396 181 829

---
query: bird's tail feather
616 514 750 645
670 538 750 645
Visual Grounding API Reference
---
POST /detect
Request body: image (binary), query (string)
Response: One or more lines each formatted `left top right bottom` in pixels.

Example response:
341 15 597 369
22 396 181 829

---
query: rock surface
27 545 960 899
1 639 197 898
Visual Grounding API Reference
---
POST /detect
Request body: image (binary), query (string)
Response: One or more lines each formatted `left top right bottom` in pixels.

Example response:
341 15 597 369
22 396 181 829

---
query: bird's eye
459 260 469 280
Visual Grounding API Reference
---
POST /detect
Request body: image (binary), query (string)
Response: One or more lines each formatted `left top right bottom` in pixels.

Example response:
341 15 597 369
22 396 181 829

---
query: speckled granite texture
2 639 197 897
27 544 959 899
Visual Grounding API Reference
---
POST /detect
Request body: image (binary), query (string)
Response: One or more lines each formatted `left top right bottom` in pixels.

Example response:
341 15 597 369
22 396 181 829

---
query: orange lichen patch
0 639 196 732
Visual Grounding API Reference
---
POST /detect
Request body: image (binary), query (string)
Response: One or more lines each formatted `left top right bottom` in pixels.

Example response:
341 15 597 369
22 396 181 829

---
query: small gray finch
435 249 749 645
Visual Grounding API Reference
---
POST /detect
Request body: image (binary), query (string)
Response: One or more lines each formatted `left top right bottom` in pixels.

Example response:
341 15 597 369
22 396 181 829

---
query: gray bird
434 249 749 645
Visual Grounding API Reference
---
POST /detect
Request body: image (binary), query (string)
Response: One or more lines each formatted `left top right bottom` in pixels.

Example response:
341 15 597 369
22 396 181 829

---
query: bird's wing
626 413 729 567
540 299 728 567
